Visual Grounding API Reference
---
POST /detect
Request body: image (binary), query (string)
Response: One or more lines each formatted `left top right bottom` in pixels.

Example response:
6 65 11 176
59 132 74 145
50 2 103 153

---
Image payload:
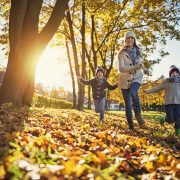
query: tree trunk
0 0 69 105
0 0 42 105
66 9 85 111
87 68 91 109
77 1 86 110
66 39 76 108
91 15 97 72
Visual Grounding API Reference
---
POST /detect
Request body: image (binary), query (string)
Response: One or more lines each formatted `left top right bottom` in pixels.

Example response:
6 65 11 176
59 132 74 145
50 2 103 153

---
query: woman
118 31 148 130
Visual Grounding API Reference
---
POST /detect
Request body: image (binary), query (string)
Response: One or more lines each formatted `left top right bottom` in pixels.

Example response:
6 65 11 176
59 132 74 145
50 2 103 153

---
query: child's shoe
129 125 134 130
160 116 165 126
139 123 146 129
175 129 180 136
100 114 104 122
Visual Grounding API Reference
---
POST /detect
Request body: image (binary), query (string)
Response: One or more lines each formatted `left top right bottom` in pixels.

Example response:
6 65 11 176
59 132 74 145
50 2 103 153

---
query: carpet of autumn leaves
0 104 180 180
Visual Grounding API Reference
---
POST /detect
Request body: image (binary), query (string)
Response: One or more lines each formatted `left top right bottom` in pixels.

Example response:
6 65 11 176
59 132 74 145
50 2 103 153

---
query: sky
150 39 180 80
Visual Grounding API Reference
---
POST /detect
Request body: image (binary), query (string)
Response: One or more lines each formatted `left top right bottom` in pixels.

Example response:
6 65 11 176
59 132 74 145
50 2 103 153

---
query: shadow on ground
0 104 30 159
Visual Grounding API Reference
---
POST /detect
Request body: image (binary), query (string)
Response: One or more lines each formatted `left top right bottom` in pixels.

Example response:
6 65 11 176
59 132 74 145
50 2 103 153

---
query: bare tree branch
39 0 69 49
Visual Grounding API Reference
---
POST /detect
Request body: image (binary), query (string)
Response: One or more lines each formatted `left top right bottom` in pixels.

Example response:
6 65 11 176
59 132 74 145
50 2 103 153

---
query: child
78 66 118 121
144 65 180 136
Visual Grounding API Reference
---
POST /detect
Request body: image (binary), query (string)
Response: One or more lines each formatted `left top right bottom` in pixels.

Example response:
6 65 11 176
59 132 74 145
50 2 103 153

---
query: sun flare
35 47 72 91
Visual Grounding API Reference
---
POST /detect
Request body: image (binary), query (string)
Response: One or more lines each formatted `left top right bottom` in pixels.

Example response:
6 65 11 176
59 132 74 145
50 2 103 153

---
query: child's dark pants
165 104 180 129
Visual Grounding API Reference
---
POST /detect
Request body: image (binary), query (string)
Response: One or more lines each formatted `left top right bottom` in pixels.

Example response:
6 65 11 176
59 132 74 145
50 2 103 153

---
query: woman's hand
143 69 150 76
140 64 150 76
116 81 119 86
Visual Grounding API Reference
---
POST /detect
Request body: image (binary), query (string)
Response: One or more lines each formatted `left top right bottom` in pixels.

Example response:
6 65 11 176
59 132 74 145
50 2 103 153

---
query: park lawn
108 110 165 122
0 105 179 179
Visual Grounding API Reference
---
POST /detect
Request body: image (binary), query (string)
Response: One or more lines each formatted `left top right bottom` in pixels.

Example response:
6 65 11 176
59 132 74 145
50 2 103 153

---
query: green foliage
7 164 25 180
32 94 72 109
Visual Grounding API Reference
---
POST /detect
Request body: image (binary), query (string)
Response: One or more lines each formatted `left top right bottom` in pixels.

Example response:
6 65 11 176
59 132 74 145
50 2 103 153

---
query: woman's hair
133 39 140 49
133 39 141 56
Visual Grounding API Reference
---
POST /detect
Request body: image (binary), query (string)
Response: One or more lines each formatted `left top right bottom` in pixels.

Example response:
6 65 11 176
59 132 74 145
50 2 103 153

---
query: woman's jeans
121 82 142 129
165 104 180 129
94 97 106 120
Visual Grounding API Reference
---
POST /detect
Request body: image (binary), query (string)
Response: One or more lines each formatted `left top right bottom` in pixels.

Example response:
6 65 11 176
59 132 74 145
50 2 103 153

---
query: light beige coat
118 49 143 89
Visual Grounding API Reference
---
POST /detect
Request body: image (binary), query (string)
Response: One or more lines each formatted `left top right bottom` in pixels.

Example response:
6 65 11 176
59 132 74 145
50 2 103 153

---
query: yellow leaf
67 137 74 144
62 158 85 177
96 132 105 139
62 158 77 175
145 161 154 172
157 153 166 164
156 144 161 148
0 165 6 179
75 165 86 177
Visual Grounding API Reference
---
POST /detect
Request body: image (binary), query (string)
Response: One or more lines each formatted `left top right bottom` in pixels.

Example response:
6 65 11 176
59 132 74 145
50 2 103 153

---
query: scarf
125 47 141 64
96 77 105 86
167 76 180 83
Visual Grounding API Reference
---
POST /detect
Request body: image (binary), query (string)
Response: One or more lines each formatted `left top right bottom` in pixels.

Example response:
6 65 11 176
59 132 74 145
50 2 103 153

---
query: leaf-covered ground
0 105 180 180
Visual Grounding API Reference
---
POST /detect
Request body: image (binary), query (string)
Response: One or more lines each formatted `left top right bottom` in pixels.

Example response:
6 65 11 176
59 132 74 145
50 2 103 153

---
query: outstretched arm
78 76 93 85
144 82 165 94
106 81 119 90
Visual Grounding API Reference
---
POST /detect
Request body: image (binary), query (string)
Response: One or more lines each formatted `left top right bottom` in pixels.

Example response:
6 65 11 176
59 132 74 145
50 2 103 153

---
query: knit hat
124 31 136 41
169 65 180 77
96 66 104 75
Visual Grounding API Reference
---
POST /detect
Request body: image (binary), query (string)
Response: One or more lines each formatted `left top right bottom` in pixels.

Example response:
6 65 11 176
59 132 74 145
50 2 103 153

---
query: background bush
32 94 72 109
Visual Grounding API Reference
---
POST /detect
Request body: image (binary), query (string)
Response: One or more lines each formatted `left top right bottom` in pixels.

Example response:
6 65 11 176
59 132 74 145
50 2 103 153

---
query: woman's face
125 36 135 47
